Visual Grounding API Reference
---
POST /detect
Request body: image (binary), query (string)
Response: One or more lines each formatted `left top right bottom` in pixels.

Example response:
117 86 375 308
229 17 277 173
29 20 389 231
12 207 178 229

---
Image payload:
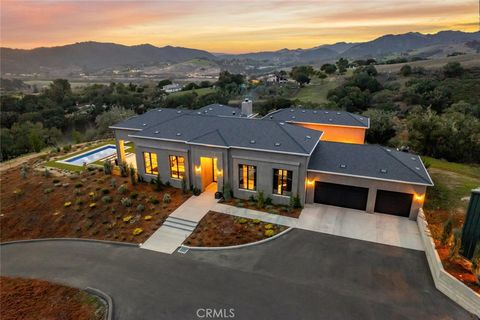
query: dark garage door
374 190 413 217
314 182 368 211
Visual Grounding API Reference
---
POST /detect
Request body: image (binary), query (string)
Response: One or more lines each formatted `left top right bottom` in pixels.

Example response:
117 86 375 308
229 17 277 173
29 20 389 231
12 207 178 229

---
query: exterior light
195 165 202 174
307 179 315 186
217 169 223 176
415 194 425 202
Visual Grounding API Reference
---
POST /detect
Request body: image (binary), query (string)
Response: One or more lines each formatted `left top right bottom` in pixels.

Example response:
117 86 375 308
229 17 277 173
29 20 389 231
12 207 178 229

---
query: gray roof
308 141 433 186
196 104 243 117
110 108 188 131
265 108 370 128
130 113 322 155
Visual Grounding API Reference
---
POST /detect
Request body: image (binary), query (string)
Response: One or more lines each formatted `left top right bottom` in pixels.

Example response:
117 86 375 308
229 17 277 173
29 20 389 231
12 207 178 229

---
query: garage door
374 190 413 217
314 182 368 211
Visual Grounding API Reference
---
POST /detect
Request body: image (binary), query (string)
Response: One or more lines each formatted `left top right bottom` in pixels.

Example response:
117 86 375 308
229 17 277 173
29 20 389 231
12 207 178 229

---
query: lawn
1 276 105 320
0 159 191 243
169 87 215 97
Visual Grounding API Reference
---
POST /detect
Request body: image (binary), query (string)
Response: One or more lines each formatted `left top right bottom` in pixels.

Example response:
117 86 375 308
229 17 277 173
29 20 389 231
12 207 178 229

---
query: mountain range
1 30 479 76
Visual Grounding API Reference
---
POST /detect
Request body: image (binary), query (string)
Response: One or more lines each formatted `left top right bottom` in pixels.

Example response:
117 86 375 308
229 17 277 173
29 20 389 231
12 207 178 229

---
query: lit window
239 164 256 191
169 155 185 179
213 158 218 182
273 169 292 196
143 152 158 174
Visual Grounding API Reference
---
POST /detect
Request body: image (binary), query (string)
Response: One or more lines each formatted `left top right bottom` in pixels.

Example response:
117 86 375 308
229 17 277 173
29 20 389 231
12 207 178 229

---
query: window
143 152 158 174
169 155 185 179
213 158 218 182
239 164 256 190
273 169 292 196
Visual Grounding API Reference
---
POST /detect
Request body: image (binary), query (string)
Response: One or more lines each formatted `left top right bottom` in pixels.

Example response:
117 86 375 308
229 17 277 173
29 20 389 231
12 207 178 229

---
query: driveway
1 231 472 320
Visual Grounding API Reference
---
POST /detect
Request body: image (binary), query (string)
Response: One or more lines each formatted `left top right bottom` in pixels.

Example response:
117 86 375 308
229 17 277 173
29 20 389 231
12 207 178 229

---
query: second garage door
314 182 368 211
374 190 413 217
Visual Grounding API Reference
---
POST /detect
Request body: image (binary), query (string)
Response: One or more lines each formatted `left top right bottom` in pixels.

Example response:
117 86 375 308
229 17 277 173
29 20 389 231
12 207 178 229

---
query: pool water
61 145 119 166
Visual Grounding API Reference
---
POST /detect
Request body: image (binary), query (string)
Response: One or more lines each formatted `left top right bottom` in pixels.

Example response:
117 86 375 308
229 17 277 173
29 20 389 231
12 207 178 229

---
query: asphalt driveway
1 230 473 320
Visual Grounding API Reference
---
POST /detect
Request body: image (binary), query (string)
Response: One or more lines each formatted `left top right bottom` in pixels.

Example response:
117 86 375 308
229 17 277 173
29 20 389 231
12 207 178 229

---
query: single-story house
162 83 182 93
110 101 433 220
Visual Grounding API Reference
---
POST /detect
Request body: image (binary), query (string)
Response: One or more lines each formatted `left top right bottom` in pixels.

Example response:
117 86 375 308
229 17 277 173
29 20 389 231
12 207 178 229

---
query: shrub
449 228 462 260
149 197 160 204
151 172 164 191
53 179 60 183
223 183 232 201
43 168 51 178
43 188 53 194
238 218 248 224
265 197 273 206
20 165 28 179
74 183 83 188
441 217 453 245
110 178 117 188
193 187 201 196
63 145 72 152
471 241 480 285
89 202 96 208
264 229 275 237
136 204 145 212
88 191 96 198
121 197 132 207
257 191 265 209
132 228 143 236
290 195 302 209
123 215 133 223
264 224 273 230
75 198 84 206
101 188 109 195
119 161 129 177
137 174 145 183
87 166 96 172
130 167 137 185
248 195 256 202
163 193 171 204
181 177 187 193
252 219 261 224
117 184 128 194
103 160 113 175
129 191 138 199
64 201 72 207
101 195 112 203
144 215 152 221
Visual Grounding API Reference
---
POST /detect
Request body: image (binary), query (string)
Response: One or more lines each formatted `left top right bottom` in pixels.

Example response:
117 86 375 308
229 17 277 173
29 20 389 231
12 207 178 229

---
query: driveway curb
181 227 293 251
85 287 114 320
0 238 140 247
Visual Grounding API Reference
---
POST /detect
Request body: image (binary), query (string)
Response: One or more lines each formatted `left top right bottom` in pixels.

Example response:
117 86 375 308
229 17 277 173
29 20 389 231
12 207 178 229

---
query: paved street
1 230 472 320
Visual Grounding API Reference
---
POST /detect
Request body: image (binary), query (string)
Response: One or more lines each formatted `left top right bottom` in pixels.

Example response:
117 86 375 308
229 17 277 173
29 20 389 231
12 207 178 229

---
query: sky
1 0 479 53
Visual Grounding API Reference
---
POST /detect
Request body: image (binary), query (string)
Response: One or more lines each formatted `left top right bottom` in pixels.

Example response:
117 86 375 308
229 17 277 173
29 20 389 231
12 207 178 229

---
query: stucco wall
294 123 366 144
306 171 427 220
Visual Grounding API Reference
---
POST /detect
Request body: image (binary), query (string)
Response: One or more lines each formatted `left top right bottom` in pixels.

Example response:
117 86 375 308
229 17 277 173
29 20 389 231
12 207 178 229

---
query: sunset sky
1 0 478 53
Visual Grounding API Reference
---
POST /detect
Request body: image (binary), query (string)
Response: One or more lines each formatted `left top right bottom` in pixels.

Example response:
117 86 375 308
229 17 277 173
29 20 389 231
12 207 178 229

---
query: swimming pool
59 144 120 166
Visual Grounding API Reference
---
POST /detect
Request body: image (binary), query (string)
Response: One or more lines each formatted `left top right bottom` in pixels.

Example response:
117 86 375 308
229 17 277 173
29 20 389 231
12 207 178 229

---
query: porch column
117 139 126 164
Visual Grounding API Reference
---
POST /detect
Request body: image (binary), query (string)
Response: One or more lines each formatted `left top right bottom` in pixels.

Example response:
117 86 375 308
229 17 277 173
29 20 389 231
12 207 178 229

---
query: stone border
417 209 480 317
181 227 293 251
0 238 139 247
84 287 114 320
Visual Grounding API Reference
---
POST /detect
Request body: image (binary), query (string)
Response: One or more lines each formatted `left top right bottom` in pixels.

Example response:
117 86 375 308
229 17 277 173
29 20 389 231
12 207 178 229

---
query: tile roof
265 108 370 128
130 113 322 155
308 141 433 186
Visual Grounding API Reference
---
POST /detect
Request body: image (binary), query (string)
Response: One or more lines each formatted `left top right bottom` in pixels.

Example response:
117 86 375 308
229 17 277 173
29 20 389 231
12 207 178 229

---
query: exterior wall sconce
307 179 315 186
195 165 202 174
217 169 223 176
415 194 425 202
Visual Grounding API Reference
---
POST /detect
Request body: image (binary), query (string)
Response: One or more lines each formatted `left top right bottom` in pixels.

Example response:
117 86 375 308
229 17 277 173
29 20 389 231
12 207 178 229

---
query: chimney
241 98 253 116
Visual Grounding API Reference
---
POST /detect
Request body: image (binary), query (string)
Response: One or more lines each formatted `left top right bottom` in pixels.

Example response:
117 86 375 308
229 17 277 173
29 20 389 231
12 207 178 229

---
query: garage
314 181 368 211
374 190 413 217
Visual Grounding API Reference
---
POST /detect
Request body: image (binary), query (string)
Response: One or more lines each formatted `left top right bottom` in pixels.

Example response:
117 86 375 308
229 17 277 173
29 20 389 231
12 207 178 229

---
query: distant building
163 83 182 93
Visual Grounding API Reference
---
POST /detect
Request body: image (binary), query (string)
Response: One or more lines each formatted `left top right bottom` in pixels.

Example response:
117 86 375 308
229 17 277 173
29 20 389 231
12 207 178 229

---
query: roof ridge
189 128 229 146
214 129 229 146
275 122 309 153
345 112 368 127
380 147 431 184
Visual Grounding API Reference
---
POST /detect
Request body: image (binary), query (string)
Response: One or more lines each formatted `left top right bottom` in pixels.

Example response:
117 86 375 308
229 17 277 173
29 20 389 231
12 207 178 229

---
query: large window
143 152 158 174
239 164 256 191
273 169 292 196
169 155 185 179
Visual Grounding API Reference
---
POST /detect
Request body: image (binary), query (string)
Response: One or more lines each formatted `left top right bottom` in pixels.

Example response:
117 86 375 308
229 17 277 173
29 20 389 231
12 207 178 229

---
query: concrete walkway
213 202 423 251
141 183 218 254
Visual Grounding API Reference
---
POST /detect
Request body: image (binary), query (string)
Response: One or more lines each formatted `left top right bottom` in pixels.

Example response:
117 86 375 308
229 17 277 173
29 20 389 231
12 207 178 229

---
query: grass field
169 87 215 97
293 76 344 104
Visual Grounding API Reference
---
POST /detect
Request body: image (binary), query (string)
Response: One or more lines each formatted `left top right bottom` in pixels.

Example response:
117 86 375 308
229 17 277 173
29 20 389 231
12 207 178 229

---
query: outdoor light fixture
195 165 202 174
307 179 315 186
217 169 223 176
415 194 425 202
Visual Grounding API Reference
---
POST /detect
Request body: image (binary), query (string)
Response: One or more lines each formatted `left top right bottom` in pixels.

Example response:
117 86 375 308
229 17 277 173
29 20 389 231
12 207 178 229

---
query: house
162 83 182 93
110 104 433 220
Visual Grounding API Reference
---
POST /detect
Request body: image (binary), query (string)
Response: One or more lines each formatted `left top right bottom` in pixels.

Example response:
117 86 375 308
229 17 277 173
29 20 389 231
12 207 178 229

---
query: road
1 230 472 319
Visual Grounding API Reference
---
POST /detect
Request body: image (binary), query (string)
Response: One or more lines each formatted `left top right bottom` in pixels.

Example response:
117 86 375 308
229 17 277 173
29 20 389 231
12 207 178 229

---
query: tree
216 71 245 89
363 109 396 145
336 58 349 74
199 81 212 88
400 64 412 76
182 82 200 91
290 66 314 86
95 107 135 137
158 79 172 87
320 63 337 75
443 62 464 77
45 79 72 105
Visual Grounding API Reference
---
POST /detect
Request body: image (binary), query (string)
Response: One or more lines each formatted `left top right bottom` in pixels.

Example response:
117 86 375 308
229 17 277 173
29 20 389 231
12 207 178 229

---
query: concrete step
165 216 198 228
163 221 196 232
